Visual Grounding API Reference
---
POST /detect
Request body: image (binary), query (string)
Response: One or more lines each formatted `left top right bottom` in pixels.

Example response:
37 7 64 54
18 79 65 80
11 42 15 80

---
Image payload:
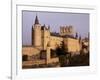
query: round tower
32 15 42 48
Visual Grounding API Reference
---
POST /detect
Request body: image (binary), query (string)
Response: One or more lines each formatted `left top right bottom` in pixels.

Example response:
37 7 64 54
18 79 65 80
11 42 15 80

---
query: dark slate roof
62 35 76 39
34 15 39 24
50 32 62 37
41 26 45 30
41 24 49 30
50 32 76 39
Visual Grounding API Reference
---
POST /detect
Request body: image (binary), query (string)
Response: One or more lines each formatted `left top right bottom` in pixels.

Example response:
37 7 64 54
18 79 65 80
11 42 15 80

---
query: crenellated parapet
60 25 74 36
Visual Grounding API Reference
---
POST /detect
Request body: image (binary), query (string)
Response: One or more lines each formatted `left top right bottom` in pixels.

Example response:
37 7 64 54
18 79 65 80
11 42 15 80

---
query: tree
56 41 69 67
69 53 89 66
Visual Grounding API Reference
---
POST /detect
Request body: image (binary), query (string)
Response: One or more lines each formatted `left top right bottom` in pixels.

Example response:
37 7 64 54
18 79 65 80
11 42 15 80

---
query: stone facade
64 38 80 55
22 46 40 56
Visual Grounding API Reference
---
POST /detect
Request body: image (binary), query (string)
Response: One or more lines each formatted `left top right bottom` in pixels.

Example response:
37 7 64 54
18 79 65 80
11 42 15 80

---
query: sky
22 11 89 45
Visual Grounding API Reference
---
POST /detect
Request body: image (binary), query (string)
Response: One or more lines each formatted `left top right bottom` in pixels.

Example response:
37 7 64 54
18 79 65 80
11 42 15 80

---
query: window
22 55 28 61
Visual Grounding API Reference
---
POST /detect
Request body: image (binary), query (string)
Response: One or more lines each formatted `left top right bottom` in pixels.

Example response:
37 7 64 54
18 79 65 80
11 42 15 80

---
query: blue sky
22 11 89 45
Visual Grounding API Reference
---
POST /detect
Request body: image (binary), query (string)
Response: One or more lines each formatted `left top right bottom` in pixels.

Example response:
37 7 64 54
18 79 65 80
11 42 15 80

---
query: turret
41 24 50 50
32 15 42 48
75 32 78 39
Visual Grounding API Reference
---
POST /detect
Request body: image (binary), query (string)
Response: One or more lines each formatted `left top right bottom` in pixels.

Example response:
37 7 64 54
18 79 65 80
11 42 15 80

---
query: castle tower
41 25 50 50
60 25 74 36
32 15 42 48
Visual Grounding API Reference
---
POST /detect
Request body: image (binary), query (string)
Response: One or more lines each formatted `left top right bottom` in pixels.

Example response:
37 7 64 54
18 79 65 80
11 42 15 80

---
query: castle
31 15 80 51
22 15 89 68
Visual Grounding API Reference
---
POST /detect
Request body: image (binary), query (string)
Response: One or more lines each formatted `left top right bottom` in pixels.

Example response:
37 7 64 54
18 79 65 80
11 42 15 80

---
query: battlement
60 25 74 36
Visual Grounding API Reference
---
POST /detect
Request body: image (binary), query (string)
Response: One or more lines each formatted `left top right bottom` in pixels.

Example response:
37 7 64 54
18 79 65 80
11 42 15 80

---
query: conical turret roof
34 15 39 24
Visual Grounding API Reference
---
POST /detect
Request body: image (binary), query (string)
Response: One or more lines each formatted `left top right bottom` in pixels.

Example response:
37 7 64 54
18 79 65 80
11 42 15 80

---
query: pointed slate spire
75 32 78 39
34 15 39 24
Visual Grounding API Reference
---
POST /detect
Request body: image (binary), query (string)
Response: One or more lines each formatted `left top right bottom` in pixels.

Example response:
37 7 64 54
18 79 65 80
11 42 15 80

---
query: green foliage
55 41 89 67
59 55 69 67
69 53 89 66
